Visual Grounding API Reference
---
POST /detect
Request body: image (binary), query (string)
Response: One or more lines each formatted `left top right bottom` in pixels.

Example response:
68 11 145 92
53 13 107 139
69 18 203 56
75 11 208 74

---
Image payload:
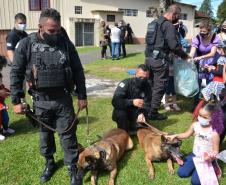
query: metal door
75 22 94 46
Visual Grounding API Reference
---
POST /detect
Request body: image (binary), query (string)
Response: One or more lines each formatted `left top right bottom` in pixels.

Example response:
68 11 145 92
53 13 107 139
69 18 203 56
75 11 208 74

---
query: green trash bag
173 57 199 98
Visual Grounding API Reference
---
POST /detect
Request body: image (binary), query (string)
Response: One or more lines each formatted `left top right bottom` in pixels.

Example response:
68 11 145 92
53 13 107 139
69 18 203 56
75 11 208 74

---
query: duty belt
146 49 168 59
33 89 66 101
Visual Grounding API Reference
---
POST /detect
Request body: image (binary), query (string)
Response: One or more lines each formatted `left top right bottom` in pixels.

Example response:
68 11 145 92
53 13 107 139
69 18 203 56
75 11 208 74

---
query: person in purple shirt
190 20 220 112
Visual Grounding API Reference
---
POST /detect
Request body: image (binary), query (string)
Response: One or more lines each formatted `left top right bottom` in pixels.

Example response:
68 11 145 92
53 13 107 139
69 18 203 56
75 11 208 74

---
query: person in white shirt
111 22 121 60
218 21 226 40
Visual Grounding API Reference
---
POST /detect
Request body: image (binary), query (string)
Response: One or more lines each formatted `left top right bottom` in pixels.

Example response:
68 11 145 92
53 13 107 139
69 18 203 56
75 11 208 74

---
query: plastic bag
193 156 219 185
216 150 226 163
173 57 199 97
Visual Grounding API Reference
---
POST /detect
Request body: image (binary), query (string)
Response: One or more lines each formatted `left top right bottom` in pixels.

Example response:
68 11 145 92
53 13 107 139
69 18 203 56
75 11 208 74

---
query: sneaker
0 134 5 140
172 104 181 111
3 128 15 134
164 104 171 111
214 160 222 179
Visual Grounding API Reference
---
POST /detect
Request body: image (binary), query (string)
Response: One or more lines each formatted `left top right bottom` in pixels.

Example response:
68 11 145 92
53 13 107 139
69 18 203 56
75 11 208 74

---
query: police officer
6 13 28 67
105 23 112 57
145 4 191 120
10 8 87 185
118 20 128 58
112 64 152 132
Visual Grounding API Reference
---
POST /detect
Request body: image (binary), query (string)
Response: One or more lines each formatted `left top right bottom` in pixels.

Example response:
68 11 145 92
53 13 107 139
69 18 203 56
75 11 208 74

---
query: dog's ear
161 135 167 142
85 155 94 164
78 143 84 153
167 132 175 136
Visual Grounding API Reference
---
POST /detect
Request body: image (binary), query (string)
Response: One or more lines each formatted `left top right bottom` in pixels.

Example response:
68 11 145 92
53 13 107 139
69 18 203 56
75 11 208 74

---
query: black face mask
174 24 179 30
222 28 226 33
200 32 209 38
42 30 60 47
172 16 179 24
135 77 148 88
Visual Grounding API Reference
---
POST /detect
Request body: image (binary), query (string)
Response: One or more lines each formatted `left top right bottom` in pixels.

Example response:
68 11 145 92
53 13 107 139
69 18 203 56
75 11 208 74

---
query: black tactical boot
149 108 167 120
191 101 199 113
40 159 58 183
68 165 83 185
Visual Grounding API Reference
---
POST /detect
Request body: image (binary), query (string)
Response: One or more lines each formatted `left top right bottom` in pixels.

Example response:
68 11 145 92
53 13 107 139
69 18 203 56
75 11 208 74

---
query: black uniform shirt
161 17 188 59
112 78 152 115
118 26 127 38
10 32 87 105
6 27 28 50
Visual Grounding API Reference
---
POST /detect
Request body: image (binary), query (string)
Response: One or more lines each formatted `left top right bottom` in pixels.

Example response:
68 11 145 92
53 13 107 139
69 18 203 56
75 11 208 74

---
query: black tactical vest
146 16 170 53
26 33 71 90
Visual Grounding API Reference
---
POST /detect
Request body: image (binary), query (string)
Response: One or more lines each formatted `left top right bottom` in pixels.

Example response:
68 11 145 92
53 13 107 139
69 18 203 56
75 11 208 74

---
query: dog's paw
168 169 175 175
148 174 154 180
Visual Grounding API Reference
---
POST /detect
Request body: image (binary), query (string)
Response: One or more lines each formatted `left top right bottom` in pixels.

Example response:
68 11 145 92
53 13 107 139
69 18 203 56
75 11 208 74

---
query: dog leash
137 121 168 138
26 107 88 134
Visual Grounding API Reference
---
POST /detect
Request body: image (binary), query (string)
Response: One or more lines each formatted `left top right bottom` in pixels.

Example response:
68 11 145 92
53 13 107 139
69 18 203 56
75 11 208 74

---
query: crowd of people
1 4 226 185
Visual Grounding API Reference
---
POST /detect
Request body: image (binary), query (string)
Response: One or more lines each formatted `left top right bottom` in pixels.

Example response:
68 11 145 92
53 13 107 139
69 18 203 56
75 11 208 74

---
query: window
146 10 153 18
29 0 50 11
75 6 82 14
107 15 115 22
118 9 138 17
179 13 188 20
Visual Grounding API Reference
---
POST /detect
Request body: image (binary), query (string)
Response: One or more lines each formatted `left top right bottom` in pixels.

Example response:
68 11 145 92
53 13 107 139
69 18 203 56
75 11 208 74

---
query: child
166 100 224 185
200 40 226 103
164 59 181 111
0 56 14 140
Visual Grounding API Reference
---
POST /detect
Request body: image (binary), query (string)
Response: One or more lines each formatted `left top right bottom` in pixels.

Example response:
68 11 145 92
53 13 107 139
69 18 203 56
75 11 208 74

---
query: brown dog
77 128 133 185
137 128 184 180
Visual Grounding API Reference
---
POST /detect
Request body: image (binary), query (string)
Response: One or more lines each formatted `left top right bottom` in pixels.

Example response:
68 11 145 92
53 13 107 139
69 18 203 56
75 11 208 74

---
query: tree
217 0 226 24
149 0 173 19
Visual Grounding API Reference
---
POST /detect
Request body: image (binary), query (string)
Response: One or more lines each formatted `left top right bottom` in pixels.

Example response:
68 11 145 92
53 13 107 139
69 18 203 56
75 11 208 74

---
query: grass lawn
1 50 226 184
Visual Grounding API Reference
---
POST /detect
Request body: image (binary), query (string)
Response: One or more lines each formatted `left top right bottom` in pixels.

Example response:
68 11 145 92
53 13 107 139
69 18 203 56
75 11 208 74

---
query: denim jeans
111 42 120 59
194 78 212 102
165 76 176 95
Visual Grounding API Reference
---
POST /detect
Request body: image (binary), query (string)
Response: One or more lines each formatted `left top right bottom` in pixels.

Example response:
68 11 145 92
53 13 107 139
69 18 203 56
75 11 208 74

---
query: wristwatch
202 56 205 59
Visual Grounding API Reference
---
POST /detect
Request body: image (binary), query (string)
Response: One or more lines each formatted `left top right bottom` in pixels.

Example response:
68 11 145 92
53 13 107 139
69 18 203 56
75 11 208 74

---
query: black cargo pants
34 93 79 165
112 108 149 132
145 57 169 110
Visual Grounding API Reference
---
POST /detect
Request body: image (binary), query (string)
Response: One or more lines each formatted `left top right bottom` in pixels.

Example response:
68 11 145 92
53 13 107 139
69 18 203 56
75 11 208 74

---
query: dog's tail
97 135 102 139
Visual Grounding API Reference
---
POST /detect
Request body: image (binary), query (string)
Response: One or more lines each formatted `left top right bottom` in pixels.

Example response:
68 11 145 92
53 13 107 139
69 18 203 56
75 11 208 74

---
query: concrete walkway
3 45 145 98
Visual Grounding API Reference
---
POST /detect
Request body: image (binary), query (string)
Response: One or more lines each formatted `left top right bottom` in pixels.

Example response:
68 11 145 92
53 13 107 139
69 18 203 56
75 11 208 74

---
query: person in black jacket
127 23 133 44
118 20 128 57
112 64 152 132
10 8 86 185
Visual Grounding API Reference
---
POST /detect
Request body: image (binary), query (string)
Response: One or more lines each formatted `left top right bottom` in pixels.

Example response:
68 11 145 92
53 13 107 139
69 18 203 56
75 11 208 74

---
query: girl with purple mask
166 100 224 185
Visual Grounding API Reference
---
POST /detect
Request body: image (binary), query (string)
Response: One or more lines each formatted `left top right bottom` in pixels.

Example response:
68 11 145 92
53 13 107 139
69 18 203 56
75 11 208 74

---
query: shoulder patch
119 82 125 88
15 42 19 48
7 43 12 47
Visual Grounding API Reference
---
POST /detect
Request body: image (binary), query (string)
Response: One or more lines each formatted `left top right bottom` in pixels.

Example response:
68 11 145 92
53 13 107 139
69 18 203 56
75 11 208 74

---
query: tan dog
137 128 184 180
77 129 133 185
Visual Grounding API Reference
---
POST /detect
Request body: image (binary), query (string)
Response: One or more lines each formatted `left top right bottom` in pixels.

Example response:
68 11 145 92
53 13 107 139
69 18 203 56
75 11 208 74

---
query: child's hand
203 155 213 162
165 134 177 141
0 106 6 111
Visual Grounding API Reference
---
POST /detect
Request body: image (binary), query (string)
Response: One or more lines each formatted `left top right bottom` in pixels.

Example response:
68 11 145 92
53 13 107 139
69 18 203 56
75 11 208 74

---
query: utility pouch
37 117 56 132
26 69 35 88
153 50 160 59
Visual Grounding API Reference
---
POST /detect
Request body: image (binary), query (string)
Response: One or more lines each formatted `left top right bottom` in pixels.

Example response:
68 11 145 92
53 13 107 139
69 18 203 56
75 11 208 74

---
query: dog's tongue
171 153 184 165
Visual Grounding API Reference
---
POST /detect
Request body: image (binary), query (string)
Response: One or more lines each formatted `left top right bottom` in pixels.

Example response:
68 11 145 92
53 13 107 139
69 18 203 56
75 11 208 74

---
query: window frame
146 10 153 18
107 15 115 22
75 6 82 14
119 8 138 17
29 0 50 11
179 13 188 20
